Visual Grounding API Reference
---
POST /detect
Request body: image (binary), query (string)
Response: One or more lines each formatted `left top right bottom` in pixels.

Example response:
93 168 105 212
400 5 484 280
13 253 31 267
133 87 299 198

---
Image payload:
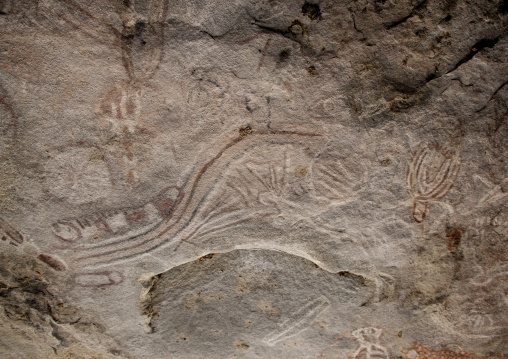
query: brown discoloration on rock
446 227 463 251
294 165 309 178
257 301 280 320
37 254 67 271
184 291 225 311
173 333 188 343
234 340 249 351
302 2 322 21
239 126 253 138
198 253 217 262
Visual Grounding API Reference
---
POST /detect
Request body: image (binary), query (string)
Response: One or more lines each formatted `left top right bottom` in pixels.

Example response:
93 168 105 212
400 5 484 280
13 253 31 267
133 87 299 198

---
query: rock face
0 0 507 358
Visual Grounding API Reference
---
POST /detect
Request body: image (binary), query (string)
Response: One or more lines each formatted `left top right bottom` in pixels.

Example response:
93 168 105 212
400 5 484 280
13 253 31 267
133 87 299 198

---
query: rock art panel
1 0 508 357
141 249 371 358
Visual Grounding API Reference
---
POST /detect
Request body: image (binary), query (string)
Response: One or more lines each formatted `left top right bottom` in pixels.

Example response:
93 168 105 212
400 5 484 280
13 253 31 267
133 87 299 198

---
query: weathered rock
0 0 507 357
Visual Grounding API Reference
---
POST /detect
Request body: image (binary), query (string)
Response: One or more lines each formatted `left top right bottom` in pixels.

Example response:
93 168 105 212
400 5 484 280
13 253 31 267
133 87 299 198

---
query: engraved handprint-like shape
406 143 461 222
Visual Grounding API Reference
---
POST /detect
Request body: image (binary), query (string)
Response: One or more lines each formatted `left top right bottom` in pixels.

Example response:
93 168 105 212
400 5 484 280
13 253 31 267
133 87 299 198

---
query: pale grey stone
0 0 507 358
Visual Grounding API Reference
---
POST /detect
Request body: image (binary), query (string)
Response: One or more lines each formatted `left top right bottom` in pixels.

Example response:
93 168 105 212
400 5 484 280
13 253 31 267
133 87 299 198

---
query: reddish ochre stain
402 342 503 359
446 228 462 251
125 211 148 224
0 217 24 246
37 254 67 271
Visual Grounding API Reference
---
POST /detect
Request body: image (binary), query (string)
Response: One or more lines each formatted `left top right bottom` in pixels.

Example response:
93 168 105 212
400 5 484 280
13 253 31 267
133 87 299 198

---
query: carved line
263 296 330 345
0 216 23 246
69 131 323 267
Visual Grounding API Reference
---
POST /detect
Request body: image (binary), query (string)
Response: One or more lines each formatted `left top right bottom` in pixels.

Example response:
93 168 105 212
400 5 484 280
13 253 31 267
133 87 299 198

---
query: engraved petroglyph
352 327 389 359
311 146 368 203
95 84 163 184
120 0 168 82
263 296 330 346
58 131 325 268
37 254 66 271
406 143 461 222
52 186 183 245
48 130 381 270
0 216 23 247
318 327 391 359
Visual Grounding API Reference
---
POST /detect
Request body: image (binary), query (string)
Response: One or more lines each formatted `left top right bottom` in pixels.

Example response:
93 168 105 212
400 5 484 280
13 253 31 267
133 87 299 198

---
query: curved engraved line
416 157 460 201
416 156 451 196
121 1 169 82
413 149 430 192
407 147 426 194
407 145 460 201
62 185 184 250
420 153 455 196
423 153 449 185
75 132 320 265
53 221 83 243
0 217 23 245
71 131 323 266
424 159 460 200
264 296 330 345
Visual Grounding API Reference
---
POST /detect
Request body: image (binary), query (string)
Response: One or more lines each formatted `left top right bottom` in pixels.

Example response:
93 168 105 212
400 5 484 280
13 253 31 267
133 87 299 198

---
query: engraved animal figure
406 143 460 222
50 130 373 274
52 131 327 268
352 327 389 359
263 296 330 345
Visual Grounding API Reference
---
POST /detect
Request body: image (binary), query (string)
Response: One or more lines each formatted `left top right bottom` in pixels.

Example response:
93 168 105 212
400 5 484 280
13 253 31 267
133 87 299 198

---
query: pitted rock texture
0 0 507 358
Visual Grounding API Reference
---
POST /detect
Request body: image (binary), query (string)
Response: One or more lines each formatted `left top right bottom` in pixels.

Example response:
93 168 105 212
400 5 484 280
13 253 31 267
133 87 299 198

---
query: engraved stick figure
352 327 389 359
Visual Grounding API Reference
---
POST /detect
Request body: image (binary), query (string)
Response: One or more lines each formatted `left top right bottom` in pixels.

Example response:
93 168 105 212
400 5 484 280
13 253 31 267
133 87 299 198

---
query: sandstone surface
0 0 507 358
